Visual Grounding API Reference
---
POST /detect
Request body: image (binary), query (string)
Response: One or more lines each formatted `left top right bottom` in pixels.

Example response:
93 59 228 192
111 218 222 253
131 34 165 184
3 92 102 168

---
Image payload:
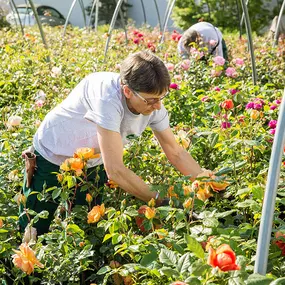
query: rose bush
0 24 285 284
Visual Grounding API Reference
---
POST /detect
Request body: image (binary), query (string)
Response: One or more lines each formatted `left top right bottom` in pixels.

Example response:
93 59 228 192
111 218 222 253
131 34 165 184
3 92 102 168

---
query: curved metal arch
27 0 49 51
254 89 285 275
88 0 98 29
9 0 24 36
239 0 249 36
140 0 146 25
153 0 162 31
240 0 257 85
160 0 176 44
62 0 77 38
104 0 127 60
273 0 285 47
78 0 87 27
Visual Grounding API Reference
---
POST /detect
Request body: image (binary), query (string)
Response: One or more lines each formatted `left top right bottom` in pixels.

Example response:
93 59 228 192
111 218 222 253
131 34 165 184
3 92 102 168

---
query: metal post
9 0 24 36
240 0 257 85
273 0 285 47
239 0 249 37
78 0 87 28
95 0 100 31
140 0 146 25
254 89 285 275
62 0 77 39
160 0 176 44
27 0 49 51
104 0 125 60
88 0 98 29
153 0 162 31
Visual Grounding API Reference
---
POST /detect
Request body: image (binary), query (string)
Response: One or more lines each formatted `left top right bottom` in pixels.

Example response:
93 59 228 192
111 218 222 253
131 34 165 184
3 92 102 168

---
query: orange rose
197 186 213 201
168 186 178 198
207 244 240 271
0 218 3 228
87 204 105 224
208 176 230 192
183 197 193 209
60 158 84 175
106 180 119 189
73 147 100 160
12 243 44 275
135 205 148 232
170 282 188 285
86 193 93 203
274 232 285 255
183 185 192 196
145 207 156 220
221 99 234 110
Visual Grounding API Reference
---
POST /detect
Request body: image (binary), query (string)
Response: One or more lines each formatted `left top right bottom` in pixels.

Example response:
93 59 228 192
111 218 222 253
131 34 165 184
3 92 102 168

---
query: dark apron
19 151 107 235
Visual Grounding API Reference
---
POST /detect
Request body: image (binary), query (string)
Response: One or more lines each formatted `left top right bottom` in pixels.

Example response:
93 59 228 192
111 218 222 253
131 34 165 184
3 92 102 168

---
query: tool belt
22 149 37 188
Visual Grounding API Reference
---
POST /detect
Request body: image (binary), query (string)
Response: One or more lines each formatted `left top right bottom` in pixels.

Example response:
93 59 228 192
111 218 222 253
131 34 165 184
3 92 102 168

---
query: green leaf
159 248 177 266
52 188 61 200
203 217 219 228
140 250 158 267
270 277 285 284
184 277 201 285
96 266 111 275
215 209 237 218
215 167 233 176
184 234 205 259
177 253 191 274
209 133 219 148
245 274 274 285
159 267 179 278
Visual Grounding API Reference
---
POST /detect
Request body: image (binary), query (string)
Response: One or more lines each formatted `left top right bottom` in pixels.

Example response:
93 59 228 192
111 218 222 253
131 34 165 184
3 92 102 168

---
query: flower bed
0 25 285 284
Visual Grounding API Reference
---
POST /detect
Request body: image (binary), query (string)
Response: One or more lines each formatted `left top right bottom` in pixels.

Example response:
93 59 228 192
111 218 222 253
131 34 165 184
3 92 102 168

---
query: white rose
7 115 22 127
23 226 37 243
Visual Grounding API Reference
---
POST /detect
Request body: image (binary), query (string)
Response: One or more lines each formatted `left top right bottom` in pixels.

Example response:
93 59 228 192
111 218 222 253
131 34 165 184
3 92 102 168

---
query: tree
171 0 277 34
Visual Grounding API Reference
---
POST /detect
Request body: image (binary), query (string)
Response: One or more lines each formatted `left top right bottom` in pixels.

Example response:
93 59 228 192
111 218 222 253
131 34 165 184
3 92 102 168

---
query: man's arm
97 125 157 202
153 127 202 180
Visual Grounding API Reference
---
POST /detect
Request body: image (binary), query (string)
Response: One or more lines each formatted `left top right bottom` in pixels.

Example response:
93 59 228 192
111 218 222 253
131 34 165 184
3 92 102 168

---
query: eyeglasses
128 87 169 106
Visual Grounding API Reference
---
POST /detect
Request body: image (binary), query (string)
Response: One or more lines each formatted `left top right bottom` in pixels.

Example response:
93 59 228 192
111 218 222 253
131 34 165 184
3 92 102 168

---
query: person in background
178 21 228 60
20 50 205 235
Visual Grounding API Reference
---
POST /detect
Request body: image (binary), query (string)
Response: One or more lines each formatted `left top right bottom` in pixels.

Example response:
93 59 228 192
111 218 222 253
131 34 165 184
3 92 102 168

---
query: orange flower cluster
12 243 44 275
87 204 105 224
207 244 240 271
106 180 119 189
60 147 100 176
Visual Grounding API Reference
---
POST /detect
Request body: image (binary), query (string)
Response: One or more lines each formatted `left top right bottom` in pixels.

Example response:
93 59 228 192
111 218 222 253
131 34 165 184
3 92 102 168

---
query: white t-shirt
33 72 169 167
178 22 224 58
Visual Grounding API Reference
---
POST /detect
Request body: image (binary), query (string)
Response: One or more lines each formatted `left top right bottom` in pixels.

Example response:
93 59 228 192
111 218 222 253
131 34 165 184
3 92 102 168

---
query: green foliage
171 0 276 34
0 24 285 284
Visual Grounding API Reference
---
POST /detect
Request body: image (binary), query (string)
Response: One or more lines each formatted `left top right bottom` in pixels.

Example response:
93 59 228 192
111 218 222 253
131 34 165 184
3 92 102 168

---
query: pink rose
233 58 244 66
213 56 225 66
211 69 222 77
181 59 191 70
214 86 221 91
221 122 231 129
165 63 175 71
225 67 238 78
169 83 179 89
174 74 182 81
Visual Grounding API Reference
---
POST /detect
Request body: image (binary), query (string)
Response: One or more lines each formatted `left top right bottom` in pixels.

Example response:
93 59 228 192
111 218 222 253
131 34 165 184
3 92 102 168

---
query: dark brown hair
181 29 201 53
120 50 170 95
